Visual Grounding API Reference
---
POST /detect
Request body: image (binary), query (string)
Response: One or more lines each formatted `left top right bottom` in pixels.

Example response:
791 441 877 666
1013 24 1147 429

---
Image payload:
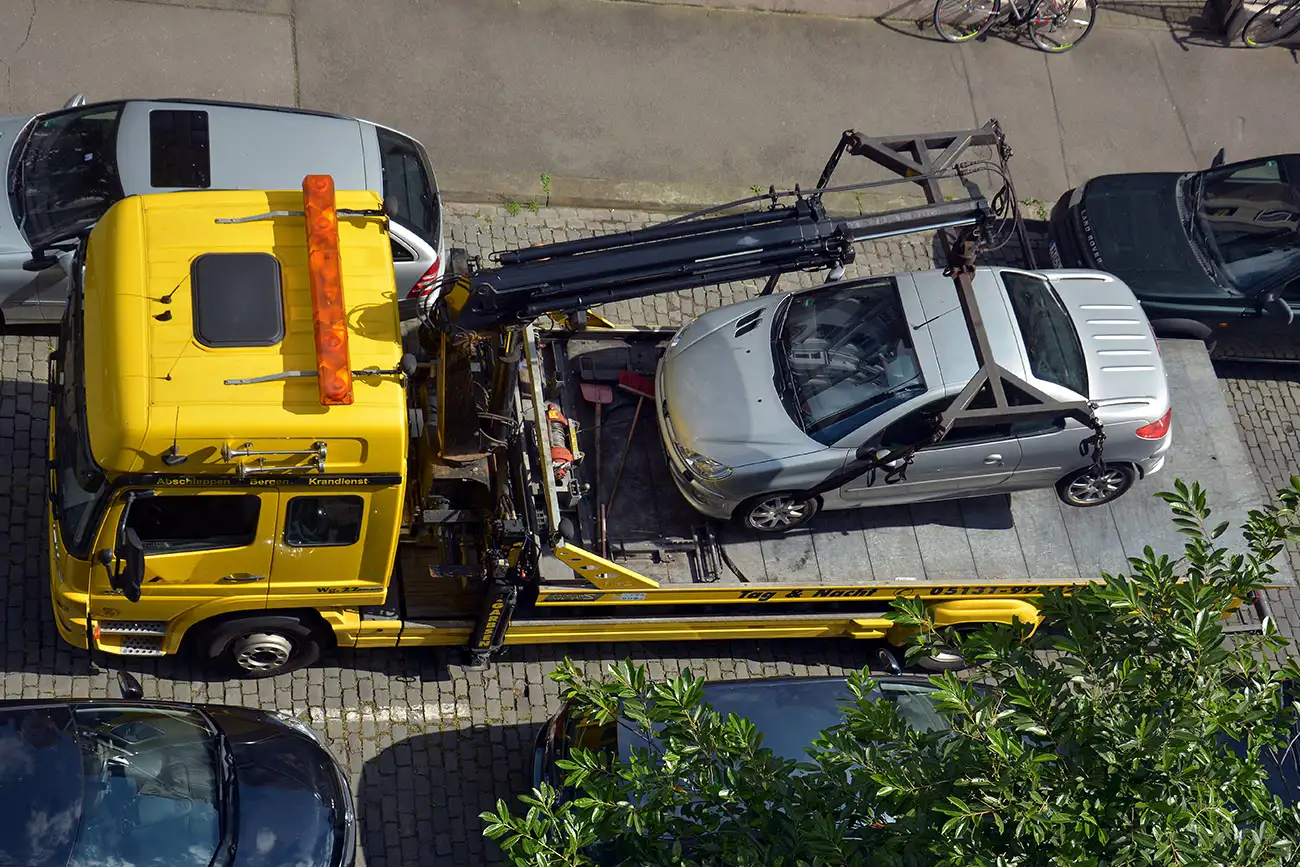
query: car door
838 398 1022 506
1004 416 1082 490
0 248 72 323
89 490 275 626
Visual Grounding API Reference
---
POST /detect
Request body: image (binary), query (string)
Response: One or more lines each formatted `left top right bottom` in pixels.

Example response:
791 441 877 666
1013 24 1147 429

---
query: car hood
204 707 349 867
0 113 35 255
1048 271 1170 422
115 101 374 195
1078 173 1224 298
660 295 821 467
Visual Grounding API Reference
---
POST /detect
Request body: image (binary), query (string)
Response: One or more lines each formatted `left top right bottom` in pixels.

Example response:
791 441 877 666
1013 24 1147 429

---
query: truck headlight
679 445 732 481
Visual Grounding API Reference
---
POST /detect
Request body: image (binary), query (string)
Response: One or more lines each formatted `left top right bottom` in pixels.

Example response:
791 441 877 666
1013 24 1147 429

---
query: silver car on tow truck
657 267 1172 532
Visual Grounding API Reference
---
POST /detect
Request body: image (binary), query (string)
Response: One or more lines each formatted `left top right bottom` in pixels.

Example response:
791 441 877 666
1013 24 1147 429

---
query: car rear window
149 109 211 188
377 128 440 247
1002 271 1089 397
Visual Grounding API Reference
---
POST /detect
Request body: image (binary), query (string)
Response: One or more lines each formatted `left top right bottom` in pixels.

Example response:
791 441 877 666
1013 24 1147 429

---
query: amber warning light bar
302 174 354 406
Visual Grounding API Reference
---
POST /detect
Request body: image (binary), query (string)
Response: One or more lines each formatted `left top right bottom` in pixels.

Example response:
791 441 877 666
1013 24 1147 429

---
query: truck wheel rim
233 633 293 673
749 496 808 529
1068 468 1125 504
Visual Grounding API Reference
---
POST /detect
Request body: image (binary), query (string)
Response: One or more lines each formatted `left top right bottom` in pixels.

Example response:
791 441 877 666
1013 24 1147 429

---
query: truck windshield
13 103 126 249
53 252 110 559
776 277 924 442
1002 271 1089 398
1195 158 1300 298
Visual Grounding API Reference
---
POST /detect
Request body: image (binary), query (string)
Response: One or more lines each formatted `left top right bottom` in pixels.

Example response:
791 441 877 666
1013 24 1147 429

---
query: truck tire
199 616 324 679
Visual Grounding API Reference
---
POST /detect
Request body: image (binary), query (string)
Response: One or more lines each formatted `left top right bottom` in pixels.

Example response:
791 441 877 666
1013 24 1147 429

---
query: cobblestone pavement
2 202 1297 866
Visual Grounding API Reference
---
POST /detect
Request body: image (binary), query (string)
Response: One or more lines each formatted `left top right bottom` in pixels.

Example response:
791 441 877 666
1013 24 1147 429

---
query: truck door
268 489 390 604
89 491 276 626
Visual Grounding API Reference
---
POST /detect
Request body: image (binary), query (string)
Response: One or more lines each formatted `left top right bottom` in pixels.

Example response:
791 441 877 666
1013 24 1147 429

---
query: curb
440 170 933 215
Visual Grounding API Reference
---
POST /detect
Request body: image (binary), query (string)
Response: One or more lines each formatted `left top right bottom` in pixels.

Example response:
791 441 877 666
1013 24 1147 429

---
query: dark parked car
532 675 949 790
0 696 355 867
1048 152 1299 347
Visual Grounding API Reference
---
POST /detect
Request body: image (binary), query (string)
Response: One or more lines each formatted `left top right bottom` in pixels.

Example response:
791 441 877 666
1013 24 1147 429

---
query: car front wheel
735 492 819 532
1056 464 1136 507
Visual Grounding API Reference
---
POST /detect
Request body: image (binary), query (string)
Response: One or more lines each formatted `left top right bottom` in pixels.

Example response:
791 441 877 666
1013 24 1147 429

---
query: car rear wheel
1056 464 1136 507
735 492 819 533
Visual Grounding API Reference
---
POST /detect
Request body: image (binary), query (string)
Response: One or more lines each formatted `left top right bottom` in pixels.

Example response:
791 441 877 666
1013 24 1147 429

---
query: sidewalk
2 0 1297 212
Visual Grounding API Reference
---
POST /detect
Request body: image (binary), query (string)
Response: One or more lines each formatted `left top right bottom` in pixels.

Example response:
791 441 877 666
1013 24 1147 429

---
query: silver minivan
658 267 1173 532
0 96 445 324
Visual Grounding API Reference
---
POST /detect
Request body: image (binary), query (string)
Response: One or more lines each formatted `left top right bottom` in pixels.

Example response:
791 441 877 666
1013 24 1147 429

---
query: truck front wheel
199 616 324 678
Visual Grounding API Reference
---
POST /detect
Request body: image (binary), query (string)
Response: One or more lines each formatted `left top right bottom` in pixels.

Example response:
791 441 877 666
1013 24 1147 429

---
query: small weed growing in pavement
750 184 764 197
1020 197 1049 222
504 198 522 218
526 200 541 214
540 172 552 205
854 191 864 214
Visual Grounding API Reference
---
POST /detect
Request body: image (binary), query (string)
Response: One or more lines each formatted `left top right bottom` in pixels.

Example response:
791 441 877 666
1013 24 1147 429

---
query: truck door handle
983 454 1003 465
218 573 266 584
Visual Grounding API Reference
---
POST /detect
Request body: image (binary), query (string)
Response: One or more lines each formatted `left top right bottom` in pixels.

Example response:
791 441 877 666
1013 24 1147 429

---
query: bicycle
934 0 1098 52
1241 0 1300 46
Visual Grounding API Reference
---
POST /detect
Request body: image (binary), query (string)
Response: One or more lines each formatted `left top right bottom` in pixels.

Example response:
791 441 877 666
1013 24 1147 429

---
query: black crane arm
440 196 991 332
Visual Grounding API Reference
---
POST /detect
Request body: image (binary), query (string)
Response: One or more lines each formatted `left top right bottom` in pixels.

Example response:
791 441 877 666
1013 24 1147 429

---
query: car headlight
666 318 696 350
678 445 733 481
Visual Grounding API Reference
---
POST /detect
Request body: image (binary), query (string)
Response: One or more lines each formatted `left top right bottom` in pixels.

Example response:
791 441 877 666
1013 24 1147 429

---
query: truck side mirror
1261 291 1295 325
98 528 145 603
1210 148 1226 169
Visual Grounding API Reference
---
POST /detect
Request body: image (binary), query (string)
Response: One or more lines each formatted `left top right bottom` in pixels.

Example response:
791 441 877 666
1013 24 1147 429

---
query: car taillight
405 254 442 299
1135 408 1172 439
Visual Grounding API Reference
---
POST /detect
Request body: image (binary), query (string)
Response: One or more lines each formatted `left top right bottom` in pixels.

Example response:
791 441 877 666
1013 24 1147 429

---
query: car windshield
1002 271 1089 397
777 277 925 443
14 104 126 248
617 679 947 765
1194 158 1300 298
377 128 440 247
0 706 221 867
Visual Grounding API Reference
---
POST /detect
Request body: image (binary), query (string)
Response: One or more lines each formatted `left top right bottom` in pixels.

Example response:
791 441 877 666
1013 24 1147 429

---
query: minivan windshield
1002 271 1089 397
776 277 925 442
1194 157 1300 298
0 706 222 867
13 103 126 248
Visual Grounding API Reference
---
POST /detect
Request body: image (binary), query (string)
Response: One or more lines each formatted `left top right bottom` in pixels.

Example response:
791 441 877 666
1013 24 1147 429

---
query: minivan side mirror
1210 148 1226 169
1261 290 1295 325
63 93 88 109
22 254 60 273
116 671 145 701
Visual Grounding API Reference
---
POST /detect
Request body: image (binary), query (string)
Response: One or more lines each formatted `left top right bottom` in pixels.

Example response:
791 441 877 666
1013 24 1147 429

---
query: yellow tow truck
45 124 1285 677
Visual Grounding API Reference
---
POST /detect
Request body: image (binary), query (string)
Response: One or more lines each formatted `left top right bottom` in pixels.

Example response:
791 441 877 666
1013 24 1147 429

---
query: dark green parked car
1049 152 1299 351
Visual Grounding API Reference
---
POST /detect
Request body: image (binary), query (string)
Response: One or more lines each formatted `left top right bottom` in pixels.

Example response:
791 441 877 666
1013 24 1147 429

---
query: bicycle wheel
1242 0 1300 46
934 0 1000 42
1029 0 1097 51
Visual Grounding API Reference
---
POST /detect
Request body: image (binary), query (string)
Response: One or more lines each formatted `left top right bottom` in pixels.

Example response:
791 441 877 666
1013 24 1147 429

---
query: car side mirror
22 254 60 273
116 671 145 701
1210 148 1226 169
63 93 88 109
1261 291 1295 325
855 443 906 469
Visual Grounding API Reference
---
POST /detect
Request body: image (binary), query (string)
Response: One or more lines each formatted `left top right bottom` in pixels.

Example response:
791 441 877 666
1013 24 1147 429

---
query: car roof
110 99 379 196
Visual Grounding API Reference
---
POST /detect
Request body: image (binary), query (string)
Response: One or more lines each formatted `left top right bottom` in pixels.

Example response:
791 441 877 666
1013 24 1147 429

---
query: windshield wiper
212 727 239 867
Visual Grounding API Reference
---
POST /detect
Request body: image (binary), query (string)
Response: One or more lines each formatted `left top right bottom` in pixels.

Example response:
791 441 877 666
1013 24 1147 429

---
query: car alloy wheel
1058 464 1135 507
741 493 818 532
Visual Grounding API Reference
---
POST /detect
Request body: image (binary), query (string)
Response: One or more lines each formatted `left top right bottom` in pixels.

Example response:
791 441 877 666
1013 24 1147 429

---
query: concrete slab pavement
0 0 295 117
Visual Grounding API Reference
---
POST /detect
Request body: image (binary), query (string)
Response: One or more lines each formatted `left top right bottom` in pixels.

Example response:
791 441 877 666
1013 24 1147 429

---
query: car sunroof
150 109 211 188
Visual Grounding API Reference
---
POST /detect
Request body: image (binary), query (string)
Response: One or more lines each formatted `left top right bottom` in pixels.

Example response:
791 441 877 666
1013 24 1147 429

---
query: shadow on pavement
359 723 533 867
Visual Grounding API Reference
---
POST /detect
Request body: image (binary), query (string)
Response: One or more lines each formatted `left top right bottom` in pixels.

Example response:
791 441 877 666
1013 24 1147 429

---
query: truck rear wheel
199 616 324 679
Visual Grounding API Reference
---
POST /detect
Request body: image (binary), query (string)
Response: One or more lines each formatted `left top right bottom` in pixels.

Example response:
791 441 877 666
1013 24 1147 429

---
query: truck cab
48 183 409 673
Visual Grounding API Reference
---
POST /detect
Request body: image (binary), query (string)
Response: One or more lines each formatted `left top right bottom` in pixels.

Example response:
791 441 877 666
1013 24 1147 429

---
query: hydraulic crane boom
440 196 991 332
